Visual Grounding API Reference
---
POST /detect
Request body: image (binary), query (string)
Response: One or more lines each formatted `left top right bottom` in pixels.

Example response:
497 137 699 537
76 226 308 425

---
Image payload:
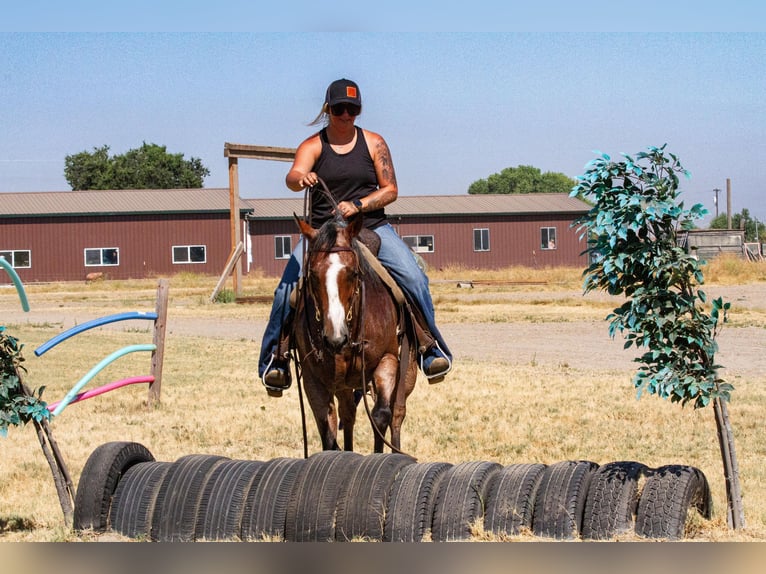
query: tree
571 145 744 530
709 208 765 243
64 143 210 190
468 165 576 195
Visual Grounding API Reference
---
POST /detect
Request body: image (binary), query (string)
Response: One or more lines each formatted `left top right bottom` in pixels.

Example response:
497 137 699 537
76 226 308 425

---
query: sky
2 3 765 225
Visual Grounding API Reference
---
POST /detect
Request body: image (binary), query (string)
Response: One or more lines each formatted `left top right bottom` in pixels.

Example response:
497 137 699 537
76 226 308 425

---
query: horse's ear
347 212 363 239
294 213 317 240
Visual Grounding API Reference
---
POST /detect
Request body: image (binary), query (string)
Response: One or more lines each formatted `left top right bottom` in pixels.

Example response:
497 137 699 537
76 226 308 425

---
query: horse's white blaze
324 253 348 342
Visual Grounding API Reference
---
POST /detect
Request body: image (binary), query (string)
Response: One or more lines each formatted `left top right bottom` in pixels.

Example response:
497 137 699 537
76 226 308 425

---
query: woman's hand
295 171 319 189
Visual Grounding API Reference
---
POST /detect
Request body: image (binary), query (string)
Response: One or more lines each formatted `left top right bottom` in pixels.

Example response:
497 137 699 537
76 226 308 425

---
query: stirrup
420 343 452 384
261 355 291 397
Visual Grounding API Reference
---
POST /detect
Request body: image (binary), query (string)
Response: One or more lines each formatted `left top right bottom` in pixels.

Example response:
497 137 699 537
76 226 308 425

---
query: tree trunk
713 397 745 529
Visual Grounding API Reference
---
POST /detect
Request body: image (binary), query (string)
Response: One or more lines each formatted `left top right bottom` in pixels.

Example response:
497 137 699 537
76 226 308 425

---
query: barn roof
245 193 590 219
0 189 589 219
0 188 250 218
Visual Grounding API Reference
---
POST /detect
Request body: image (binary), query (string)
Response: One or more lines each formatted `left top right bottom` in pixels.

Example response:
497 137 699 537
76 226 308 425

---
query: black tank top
311 126 387 229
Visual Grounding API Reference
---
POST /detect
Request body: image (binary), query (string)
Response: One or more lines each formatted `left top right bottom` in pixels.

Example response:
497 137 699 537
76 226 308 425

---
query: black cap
325 79 361 107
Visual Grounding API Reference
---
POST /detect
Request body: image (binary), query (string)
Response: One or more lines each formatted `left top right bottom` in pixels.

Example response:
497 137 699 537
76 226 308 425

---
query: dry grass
1 258 765 542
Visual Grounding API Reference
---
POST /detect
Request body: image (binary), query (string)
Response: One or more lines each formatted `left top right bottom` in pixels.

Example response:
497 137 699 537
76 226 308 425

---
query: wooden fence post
149 279 169 405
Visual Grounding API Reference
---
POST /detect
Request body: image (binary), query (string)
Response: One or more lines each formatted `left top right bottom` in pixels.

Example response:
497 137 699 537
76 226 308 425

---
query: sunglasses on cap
330 103 361 116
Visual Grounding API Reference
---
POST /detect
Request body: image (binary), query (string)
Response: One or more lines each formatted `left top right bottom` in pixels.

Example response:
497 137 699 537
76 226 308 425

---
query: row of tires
73 442 712 542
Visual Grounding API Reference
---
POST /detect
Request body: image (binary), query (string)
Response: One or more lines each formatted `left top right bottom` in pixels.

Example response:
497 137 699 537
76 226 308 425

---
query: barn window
541 227 557 250
275 236 292 259
85 247 119 266
0 250 31 268
173 245 207 264
402 235 434 253
473 228 490 252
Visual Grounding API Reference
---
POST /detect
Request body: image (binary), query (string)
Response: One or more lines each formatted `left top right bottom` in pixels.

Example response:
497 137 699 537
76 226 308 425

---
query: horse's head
295 213 363 351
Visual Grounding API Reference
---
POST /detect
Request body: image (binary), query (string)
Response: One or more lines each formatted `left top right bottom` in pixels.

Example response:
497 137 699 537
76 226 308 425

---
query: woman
258 78 452 393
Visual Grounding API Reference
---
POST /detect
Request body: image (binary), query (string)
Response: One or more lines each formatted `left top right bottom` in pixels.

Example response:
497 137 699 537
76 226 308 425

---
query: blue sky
2 5 765 224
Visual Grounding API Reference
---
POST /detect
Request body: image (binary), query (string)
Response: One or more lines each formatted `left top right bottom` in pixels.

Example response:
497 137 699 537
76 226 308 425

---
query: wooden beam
224 142 296 162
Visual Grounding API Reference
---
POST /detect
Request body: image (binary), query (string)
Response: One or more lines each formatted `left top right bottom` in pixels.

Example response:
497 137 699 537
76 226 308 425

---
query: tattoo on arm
375 139 397 188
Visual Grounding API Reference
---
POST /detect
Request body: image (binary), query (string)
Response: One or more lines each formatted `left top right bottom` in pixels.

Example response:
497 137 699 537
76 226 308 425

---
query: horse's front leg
336 389 357 451
371 354 398 453
390 352 418 452
305 381 340 450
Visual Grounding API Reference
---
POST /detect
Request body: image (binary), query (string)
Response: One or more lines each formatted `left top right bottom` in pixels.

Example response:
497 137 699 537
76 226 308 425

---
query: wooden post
149 279 169 405
726 178 732 230
228 156 242 297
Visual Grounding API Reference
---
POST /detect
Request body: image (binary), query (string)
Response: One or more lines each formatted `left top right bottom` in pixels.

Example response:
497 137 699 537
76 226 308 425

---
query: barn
1 189 590 284
245 193 591 276
0 188 251 283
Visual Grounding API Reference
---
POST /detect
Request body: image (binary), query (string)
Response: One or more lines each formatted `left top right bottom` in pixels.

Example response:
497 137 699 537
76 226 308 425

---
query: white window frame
275 235 292 259
541 227 557 250
172 244 207 264
473 228 490 252
402 234 434 253
84 247 119 267
0 249 31 268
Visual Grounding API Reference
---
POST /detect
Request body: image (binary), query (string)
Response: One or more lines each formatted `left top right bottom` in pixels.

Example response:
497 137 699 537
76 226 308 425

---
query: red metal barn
0 188 251 284
245 194 590 276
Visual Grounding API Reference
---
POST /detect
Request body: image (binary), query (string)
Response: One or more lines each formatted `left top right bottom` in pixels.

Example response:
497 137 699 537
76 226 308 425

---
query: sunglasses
330 103 361 116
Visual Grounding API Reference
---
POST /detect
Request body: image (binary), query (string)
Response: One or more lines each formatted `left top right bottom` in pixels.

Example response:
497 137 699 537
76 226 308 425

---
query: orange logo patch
346 86 357 98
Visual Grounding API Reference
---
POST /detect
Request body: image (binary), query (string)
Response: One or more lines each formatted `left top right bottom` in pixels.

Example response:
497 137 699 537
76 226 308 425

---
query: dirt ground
3 283 763 379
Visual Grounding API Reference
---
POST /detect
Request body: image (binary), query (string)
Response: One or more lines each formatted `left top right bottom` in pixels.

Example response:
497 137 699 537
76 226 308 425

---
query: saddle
278 229 436 361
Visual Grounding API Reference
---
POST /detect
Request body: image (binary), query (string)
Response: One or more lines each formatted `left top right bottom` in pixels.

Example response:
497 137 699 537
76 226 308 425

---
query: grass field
1 256 765 542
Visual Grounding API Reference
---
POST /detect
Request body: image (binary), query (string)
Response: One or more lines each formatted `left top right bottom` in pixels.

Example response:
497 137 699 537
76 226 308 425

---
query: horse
292 212 418 453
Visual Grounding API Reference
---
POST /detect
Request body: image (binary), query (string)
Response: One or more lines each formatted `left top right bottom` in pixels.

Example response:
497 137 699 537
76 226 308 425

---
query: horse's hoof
266 388 283 398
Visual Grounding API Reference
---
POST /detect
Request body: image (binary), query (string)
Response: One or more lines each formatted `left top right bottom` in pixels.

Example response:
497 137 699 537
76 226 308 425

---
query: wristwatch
352 199 363 212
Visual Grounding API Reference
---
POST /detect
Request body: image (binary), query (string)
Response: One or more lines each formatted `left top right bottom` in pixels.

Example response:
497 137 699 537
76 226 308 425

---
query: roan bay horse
292 212 417 453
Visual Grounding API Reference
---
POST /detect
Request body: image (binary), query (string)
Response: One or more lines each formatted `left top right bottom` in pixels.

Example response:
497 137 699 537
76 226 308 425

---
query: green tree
709 208 765 243
571 145 744 530
64 143 210 190
468 165 576 195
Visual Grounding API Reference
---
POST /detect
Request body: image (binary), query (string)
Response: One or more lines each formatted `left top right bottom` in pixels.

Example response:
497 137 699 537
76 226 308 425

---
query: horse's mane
313 219 342 252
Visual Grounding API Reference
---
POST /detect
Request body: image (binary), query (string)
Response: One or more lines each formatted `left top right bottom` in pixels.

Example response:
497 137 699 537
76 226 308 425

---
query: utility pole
713 188 721 218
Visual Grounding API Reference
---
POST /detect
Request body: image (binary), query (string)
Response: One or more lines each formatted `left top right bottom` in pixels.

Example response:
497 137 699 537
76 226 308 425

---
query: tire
195 459 265 541
150 454 229 542
431 460 502 542
635 464 713 540
484 463 546 537
109 461 171 540
581 461 648 540
334 453 416 541
240 457 306 541
73 441 155 532
284 451 363 542
532 460 599 540
383 462 452 542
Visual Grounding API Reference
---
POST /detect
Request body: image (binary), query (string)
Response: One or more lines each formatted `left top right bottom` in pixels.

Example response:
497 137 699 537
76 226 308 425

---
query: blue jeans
258 222 452 377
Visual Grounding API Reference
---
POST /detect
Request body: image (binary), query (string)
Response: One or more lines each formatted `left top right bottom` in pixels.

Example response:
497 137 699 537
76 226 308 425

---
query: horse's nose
323 331 348 351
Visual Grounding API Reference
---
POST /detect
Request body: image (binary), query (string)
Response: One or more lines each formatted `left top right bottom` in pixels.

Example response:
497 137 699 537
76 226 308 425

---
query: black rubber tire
581 460 648 540
483 463 547 537
635 464 713 540
109 461 172 540
334 453 416 541
150 454 229 541
431 460 502 542
383 461 453 542
194 459 265 541
240 457 306 541
73 441 155 532
284 451 363 542
532 460 600 540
